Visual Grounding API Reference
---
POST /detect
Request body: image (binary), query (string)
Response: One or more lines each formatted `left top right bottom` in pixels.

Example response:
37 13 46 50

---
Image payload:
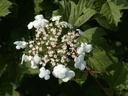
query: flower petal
78 60 86 70
16 46 20 50
84 43 92 53
50 16 61 21
33 20 41 29
44 75 50 80
62 69 75 82
33 54 41 64
31 61 37 69
21 54 29 64
39 67 45 78
27 22 33 29
35 14 44 20
14 41 27 49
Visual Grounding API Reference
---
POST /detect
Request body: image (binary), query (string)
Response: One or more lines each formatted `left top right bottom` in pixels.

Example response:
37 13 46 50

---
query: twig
85 67 110 96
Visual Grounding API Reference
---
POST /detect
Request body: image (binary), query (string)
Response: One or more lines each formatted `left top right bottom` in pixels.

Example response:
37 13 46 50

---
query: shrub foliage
0 0 128 96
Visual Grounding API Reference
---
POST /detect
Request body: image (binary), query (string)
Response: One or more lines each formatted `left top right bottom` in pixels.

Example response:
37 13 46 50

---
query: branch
85 67 109 96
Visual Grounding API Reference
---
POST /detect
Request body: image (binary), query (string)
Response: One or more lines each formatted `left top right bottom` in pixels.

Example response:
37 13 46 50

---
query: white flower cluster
14 14 92 82
74 43 92 70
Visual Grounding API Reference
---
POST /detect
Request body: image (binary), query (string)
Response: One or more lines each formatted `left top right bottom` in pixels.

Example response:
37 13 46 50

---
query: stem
85 67 109 96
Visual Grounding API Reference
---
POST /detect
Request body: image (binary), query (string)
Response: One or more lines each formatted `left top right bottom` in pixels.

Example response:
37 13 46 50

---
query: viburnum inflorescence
14 14 92 82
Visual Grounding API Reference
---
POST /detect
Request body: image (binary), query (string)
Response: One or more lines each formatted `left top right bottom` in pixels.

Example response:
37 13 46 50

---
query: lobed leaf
100 1 121 26
113 0 128 9
84 27 128 95
95 16 117 31
21 62 39 74
0 82 19 96
104 63 128 95
33 0 44 14
53 0 97 28
73 70 88 85
74 8 96 27
0 0 12 17
84 27 118 72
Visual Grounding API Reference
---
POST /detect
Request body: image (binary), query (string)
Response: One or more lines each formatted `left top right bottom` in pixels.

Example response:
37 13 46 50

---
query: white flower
33 54 41 64
76 29 85 37
84 43 92 53
74 54 86 70
30 54 41 69
27 14 49 29
21 54 32 64
52 64 75 82
14 41 27 50
77 43 86 55
75 43 92 70
31 61 38 69
50 16 61 21
77 43 92 54
62 69 75 82
39 67 50 80
27 22 33 29
35 14 44 20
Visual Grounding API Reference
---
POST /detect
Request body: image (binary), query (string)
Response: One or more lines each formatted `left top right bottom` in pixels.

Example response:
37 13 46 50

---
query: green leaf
95 16 117 31
0 82 19 96
84 27 106 45
84 27 118 72
58 0 74 22
112 0 128 9
84 27 128 95
100 1 122 26
33 0 44 13
54 0 96 28
77 0 87 15
22 62 39 74
88 47 118 72
104 63 128 95
83 0 98 9
77 27 128 95
74 8 96 27
67 1 77 25
73 69 88 85
1 63 23 84
0 60 38 84
0 0 12 17
10 84 19 96
0 82 12 95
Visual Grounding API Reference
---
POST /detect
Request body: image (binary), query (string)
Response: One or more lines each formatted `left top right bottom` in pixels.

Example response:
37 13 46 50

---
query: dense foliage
0 0 128 96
